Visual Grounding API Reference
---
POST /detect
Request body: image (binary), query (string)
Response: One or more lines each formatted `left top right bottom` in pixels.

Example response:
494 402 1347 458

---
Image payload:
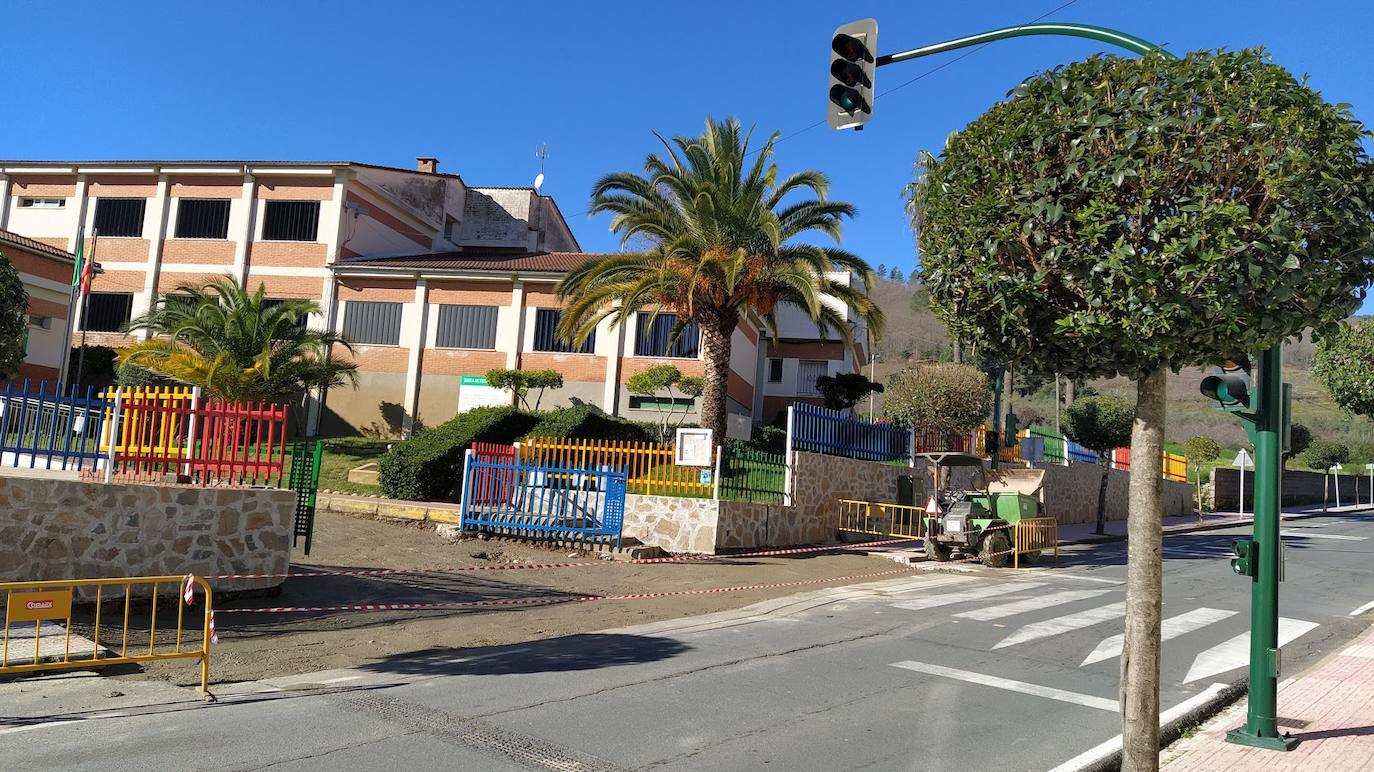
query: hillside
862 277 1369 452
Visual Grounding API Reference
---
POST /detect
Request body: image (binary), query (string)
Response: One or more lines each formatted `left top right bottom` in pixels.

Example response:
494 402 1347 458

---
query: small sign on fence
6 589 73 622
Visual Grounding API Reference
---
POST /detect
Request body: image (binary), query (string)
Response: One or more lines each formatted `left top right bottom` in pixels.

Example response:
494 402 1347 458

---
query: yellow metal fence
1163 452 1188 482
518 436 714 498
836 499 926 539
1 575 214 694
1013 517 1059 568
98 386 197 455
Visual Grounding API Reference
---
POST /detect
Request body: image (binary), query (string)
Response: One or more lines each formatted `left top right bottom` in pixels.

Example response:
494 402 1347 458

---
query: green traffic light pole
870 21 1291 751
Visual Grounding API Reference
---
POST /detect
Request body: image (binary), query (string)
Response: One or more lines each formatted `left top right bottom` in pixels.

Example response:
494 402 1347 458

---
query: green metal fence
718 445 786 504
286 438 323 554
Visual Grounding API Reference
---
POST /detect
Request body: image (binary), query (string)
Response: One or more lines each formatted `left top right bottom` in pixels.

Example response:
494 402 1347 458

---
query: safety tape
204 537 924 581
218 566 919 614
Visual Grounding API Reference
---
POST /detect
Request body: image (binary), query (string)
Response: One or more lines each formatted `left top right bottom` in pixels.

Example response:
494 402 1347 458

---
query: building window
175 199 232 239
629 395 695 412
18 198 64 209
634 313 699 358
262 298 309 332
768 358 783 383
261 200 320 242
342 300 402 345
80 292 134 332
532 308 594 353
798 360 828 396
436 304 498 349
28 315 52 330
93 198 146 238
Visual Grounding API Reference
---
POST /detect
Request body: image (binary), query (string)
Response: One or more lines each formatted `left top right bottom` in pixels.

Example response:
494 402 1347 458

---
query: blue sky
4 0 1371 291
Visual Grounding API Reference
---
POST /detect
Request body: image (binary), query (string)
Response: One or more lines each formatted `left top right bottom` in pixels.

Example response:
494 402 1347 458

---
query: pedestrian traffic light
828 19 878 130
1201 355 1257 414
1231 538 1257 578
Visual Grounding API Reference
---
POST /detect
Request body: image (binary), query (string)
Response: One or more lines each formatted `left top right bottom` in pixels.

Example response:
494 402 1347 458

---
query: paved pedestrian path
1161 621 1374 770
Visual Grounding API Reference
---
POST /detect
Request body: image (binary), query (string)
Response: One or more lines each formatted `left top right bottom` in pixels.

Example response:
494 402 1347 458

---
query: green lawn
314 436 390 495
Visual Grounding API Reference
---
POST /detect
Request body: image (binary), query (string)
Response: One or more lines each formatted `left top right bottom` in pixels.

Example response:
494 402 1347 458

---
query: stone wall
621 493 718 554
1036 461 1194 524
1212 467 1365 510
0 471 296 593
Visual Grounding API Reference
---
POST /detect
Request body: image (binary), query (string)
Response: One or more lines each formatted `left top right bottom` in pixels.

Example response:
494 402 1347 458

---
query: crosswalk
886 574 1320 684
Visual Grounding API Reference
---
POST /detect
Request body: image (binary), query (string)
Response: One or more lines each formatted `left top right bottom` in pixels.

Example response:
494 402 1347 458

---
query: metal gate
459 451 626 547
288 438 323 555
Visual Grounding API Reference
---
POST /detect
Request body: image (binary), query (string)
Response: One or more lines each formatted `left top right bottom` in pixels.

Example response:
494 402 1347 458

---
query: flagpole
73 229 99 388
56 225 85 388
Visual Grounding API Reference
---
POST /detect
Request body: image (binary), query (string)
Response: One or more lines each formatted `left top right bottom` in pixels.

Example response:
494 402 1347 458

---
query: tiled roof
0 160 463 181
0 230 76 263
335 251 605 274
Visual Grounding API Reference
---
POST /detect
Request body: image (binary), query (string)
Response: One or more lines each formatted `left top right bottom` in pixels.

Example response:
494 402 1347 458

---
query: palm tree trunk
698 315 735 442
1120 367 1166 771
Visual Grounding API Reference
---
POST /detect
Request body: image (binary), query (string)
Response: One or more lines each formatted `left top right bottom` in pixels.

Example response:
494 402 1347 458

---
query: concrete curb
1060 508 1367 547
1052 679 1248 772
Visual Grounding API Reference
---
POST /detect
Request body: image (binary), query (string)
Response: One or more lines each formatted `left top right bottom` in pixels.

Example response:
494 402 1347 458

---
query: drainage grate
334 692 624 771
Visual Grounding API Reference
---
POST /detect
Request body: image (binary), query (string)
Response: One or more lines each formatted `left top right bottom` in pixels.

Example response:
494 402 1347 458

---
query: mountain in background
864 275 1368 452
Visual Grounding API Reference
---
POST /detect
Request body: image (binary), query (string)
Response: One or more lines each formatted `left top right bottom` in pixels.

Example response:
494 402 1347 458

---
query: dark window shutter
635 313 699 358
342 301 403 345
436 304 499 349
175 199 232 239
262 201 320 241
93 199 146 237
533 308 594 353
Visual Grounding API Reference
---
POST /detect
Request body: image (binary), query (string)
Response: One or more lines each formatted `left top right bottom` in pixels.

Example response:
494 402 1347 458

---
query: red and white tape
219 566 918 615
205 538 923 582
182 574 218 644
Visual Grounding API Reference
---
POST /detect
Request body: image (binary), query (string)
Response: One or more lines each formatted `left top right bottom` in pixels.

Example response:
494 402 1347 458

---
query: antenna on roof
533 143 548 192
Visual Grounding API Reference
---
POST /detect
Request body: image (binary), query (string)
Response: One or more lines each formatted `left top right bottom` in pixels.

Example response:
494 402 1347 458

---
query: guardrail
1 574 214 695
836 499 927 540
1013 517 1059 568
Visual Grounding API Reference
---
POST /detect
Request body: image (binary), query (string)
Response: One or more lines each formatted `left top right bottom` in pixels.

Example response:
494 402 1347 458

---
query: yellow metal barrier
1013 517 1059 569
519 436 713 498
837 499 927 539
1 575 213 695
1162 452 1188 482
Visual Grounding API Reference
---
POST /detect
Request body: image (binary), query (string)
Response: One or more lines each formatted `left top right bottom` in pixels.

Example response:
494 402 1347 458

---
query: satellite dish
533 172 545 192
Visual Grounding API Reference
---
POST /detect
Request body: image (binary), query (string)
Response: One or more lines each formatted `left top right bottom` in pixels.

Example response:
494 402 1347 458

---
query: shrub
378 407 539 501
883 362 992 435
1182 436 1222 464
527 404 656 443
1302 440 1350 472
748 424 786 454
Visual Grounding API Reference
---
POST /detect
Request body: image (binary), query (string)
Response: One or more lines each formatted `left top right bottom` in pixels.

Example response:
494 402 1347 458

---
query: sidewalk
1057 502 1372 545
1161 621 1374 770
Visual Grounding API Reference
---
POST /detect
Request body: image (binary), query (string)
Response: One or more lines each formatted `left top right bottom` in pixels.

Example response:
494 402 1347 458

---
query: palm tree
119 277 357 402
558 117 883 440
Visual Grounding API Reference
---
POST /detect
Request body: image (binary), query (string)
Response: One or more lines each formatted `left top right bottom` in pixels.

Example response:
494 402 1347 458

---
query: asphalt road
3 512 1372 772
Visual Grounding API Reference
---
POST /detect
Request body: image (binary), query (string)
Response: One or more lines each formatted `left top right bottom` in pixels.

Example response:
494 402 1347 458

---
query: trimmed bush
527 404 655 443
379 407 539 501
749 424 786 454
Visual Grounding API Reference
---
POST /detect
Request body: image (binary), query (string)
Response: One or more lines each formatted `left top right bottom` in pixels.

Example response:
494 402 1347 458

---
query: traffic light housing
1231 538 1258 578
1201 355 1258 415
828 19 878 130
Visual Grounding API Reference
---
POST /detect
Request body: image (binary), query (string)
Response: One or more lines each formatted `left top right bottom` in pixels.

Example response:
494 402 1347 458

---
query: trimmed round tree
1314 320 1374 419
1063 396 1134 535
909 49 1374 764
883 362 992 438
1182 435 1223 511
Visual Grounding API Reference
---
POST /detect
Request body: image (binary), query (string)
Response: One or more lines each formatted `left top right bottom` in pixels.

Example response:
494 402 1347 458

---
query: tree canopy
1303 439 1349 471
1063 396 1134 459
909 49 1374 381
1314 320 1374 420
558 116 883 440
0 254 30 380
815 372 882 411
1182 435 1222 464
883 362 991 436
119 277 356 401
485 368 564 412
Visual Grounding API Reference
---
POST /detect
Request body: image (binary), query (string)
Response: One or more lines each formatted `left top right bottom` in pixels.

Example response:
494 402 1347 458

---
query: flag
69 228 84 289
79 231 98 295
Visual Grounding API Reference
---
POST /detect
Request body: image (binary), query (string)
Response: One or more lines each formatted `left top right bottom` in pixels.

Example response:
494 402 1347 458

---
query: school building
0 158 870 436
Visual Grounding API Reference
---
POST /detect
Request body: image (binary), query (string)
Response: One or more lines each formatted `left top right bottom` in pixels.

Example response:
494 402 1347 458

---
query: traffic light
1201 355 1258 414
1231 538 1258 577
828 19 878 130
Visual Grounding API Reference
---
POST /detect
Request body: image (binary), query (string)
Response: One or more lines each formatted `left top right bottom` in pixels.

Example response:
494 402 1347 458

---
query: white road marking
1182 618 1320 683
955 589 1112 621
0 720 80 736
889 581 1045 612
1280 530 1367 541
1051 574 1126 585
1046 683 1231 772
1350 600 1374 617
889 660 1118 711
1081 608 1236 666
319 675 362 684
992 602 1126 650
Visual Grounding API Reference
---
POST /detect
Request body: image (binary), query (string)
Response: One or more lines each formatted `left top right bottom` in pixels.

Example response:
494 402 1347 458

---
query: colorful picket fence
0 380 110 471
517 436 713 498
790 403 911 463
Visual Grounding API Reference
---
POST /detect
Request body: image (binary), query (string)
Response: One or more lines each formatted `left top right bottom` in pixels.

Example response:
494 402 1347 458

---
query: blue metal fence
459 455 627 546
0 380 111 472
790 403 911 463
1067 440 1098 463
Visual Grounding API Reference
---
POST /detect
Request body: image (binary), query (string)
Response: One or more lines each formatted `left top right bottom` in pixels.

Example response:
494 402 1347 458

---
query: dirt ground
132 510 911 686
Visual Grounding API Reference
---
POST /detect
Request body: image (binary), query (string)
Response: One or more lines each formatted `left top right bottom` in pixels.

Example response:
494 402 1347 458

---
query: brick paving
1162 622 1374 770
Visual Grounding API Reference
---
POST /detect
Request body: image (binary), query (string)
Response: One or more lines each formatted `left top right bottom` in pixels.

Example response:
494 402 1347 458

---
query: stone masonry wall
621 493 718 554
1036 461 1194 525
1212 467 1364 511
0 471 296 594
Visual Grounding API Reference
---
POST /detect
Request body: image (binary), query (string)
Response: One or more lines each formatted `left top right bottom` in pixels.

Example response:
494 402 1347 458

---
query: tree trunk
1094 458 1110 535
697 315 736 444
1121 367 1166 772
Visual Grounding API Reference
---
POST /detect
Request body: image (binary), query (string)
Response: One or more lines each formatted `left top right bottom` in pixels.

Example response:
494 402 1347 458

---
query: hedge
378 407 540 501
527 405 656 443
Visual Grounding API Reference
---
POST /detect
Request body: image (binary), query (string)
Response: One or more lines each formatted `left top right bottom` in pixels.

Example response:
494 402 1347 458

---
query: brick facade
162 239 236 265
